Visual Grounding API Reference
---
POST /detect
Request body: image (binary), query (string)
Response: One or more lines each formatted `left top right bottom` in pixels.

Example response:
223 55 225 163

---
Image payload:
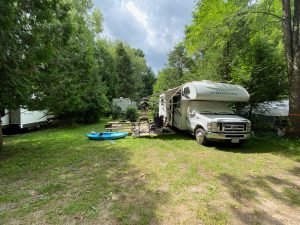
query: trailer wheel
195 128 208 145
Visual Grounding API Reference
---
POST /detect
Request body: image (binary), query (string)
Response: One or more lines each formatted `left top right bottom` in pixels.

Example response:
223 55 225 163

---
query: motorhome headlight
207 122 219 132
246 121 251 132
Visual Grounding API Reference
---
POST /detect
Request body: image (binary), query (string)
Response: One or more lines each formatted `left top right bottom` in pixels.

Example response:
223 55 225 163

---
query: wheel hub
196 131 203 142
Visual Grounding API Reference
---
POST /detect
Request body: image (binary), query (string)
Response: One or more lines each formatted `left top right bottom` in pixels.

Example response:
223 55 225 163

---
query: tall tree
184 0 287 102
0 0 64 151
154 43 195 92
95 40 118 101
115 42 135 99
34 0 108 123
141 67 156 97
281 0 300 137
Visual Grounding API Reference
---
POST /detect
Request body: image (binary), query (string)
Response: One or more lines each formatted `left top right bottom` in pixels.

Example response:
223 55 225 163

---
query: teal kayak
86 132 128 140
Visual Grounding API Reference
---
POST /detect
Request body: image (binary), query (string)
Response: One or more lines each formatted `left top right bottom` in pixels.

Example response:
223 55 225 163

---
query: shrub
112 106 122 120
125 106 138 122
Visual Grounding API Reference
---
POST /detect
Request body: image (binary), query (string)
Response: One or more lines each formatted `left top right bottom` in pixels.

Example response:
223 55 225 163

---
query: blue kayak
86 132 128 140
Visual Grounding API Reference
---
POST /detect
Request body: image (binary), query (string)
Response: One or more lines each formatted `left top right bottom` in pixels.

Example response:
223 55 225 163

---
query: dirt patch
231 198 300 225
90 203 118 225
0 203 15 213
159 204 202 225
157 182 170 192
187 184 207 194
198 166 216 179
220 172 300 225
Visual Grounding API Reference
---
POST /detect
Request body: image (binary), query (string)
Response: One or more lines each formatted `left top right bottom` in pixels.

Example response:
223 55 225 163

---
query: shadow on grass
212 137 300 162
289 166 300 177
153 130 300 162
0 138 169 224
145 133 193 141
219 171 300 224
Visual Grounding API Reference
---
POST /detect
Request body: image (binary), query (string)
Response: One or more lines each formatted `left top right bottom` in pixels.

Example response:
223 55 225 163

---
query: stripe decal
174 108 182 116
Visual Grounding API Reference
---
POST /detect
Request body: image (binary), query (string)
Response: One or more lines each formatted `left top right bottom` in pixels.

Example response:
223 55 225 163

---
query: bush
125 107 138 122
112 106 122 120
82 109 102 124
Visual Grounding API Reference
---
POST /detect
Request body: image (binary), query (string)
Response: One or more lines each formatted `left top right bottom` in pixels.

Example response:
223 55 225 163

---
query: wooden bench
105 122 134 133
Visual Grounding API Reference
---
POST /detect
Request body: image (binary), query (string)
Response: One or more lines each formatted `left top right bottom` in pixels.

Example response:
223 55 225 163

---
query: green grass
1 119 300 224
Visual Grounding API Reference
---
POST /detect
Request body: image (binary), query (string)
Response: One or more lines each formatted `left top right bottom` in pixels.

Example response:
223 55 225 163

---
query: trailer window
160 98 164 106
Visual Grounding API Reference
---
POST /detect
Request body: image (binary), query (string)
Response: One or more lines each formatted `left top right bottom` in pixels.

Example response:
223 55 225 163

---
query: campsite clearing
1 120 300 225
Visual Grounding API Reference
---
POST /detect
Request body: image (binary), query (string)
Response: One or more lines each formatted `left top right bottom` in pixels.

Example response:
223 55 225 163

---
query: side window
160 98 164 106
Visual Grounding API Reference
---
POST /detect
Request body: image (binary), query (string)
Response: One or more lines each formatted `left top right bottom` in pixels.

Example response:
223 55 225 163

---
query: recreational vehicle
251 100 288 133
1 109 10 129
112 97 137 111
1 108 52 130
159 80 251 145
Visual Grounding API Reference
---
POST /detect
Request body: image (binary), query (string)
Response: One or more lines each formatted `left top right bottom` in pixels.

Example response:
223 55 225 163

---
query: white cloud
125 1 148 28
93 0 195 73
124 1 155 46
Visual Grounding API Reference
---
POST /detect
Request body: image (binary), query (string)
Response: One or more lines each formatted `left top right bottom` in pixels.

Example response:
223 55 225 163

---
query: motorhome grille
221 123 246 132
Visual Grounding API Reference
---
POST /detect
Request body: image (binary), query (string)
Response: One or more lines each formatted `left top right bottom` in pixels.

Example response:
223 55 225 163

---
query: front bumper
205 132 251 141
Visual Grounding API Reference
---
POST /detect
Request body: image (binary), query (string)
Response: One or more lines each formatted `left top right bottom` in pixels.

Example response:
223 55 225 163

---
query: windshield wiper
199 111 215 114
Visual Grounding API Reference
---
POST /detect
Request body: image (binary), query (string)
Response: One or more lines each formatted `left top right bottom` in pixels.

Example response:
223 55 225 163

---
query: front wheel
195 128 208 145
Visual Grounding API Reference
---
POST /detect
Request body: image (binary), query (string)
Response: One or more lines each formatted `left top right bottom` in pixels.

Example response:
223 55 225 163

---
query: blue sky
93 0 195 73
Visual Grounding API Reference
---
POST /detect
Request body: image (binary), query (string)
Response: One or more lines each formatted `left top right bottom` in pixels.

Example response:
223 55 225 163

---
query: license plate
231 138 239 143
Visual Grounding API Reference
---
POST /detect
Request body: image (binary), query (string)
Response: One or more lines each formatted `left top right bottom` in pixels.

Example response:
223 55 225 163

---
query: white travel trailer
252 100 289 117
112 97 137 111
159 80 251 145
1 108 51 130
1 109 10 129
251 100 289 130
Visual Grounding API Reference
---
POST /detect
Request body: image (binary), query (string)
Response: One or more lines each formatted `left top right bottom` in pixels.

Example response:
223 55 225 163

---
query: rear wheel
195 128 208 145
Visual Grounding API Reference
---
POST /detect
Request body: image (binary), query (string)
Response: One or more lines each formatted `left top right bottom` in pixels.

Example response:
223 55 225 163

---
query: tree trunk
0 111 3 152
282 0 300 137
288 65 300 137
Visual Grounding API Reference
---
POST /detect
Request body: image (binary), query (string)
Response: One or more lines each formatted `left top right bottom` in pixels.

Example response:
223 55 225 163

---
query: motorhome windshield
188 101 234 115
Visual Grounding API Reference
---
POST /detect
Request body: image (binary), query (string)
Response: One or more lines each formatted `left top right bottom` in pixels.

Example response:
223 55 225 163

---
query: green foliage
0 0 155 130
142 67 156 97
125 106 138 122
91 9 103 34
0 0 63 109
154 68 180 93
32 0 109 124
115 42 135 99
154 43 195 92
95 40 118 101
108 42 155 100
155 0 288 108
231 38 287 105
112 106 123 120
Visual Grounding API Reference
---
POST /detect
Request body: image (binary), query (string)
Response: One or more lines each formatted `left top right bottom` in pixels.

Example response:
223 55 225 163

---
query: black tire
195 128 208 145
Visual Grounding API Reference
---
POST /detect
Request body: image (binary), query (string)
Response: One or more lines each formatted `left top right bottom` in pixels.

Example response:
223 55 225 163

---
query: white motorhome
1 108 51 130
159 80 251 145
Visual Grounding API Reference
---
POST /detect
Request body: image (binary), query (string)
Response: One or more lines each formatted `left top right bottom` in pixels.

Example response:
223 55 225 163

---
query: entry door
172 95 182 129
168 99 173 126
